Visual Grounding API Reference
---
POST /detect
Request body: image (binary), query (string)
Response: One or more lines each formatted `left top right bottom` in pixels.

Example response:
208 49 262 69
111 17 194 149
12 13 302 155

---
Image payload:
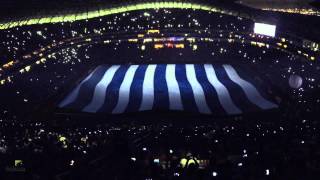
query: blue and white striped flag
59 64 278 115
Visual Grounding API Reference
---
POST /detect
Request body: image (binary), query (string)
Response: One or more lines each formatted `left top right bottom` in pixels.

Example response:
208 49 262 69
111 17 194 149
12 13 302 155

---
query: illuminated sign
175 44 185 48
166 43 174 48
147 29 160 34
143 38 153 43
254 23 276 37
128 39 138 42
154 44 164 49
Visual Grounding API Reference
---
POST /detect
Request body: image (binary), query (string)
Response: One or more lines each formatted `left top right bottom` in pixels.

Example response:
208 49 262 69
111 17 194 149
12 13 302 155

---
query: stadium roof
0 1 250 30
0 0 319 42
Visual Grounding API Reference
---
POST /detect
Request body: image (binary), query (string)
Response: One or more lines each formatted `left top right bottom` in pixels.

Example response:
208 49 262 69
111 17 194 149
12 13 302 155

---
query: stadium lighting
254 23 276 37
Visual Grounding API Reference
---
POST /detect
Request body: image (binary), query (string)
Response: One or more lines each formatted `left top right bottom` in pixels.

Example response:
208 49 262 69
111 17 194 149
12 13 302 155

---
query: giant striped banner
59 64 278 115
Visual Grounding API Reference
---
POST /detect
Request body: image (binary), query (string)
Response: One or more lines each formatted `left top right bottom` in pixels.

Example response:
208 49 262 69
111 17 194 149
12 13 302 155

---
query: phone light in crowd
131 157 136 161
153 159 160 163
254 23 276 37
265 169 270 175
14 160 23 167
70 160 75 166
192 44 198 51
212 171 218 177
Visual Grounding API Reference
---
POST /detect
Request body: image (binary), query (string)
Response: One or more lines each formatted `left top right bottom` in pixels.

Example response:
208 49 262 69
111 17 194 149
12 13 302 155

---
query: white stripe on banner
222 64 278 109
204 64 242 115
185 64 211 114
139 65 156 111
166 64 183 110
112 65 139 114
59 66 100 108
83 65 120 113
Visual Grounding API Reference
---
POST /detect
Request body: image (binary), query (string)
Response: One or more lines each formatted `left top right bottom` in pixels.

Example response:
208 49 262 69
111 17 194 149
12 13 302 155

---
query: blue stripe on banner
185 64 211 114
112 65 139 114
139 65 156 111
222 64 278 110
232 65 276 106
64 65 110 110
194 64 227 115
59 65 102 108
153 64 169 111
97 66 129 113
166 64 183 110
215 65 261 112
82 65 120 113
203 64 242 115
175 64 197 113
125 65 148 113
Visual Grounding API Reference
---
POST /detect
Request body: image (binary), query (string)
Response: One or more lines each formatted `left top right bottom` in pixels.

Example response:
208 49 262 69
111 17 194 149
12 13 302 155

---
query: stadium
0 0 320 179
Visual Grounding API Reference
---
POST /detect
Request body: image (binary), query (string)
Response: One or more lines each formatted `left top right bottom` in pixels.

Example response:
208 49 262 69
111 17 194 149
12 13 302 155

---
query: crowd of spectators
1 112 320 179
